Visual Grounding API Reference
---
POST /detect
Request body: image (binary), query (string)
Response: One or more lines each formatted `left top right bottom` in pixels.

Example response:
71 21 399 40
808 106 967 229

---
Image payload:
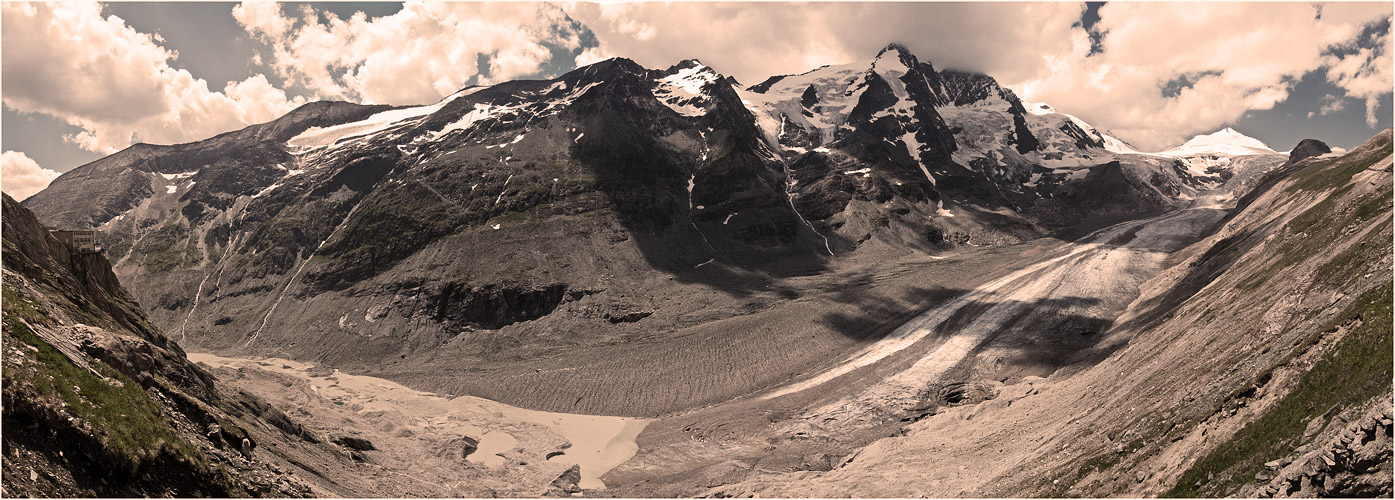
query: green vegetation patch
316 181 462 278
1240 169 1392 293
242 215 308 272
97 230 134 262
1166 282 1393 497
182 228 203 268
232 199 341 277
1315 216 1393 287
2 315 206 471
3 286 52 327
136 218 191 273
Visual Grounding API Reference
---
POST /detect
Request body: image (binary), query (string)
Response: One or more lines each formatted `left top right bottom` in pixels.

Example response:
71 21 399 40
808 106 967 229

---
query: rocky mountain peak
570 56 649 83
666 58 706 71
869 43 928 80
938 69 1021 111
874 43 915 60
1288 138 1332 163
651 59 725 117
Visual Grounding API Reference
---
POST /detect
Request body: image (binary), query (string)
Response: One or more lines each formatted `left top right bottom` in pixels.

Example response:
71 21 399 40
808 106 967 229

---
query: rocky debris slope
1252 398 1392 497
1006 132 1391 497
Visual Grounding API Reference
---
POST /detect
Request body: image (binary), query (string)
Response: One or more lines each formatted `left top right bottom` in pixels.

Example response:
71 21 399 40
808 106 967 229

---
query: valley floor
205 203 1232 497
186 352 647 496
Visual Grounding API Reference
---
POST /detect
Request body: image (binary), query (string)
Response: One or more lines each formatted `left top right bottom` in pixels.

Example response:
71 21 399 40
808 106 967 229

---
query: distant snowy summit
1017 100 1277 159
1160 127 1278 158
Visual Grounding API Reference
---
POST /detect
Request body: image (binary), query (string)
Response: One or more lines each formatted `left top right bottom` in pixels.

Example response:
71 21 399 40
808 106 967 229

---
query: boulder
460 435 480 459
332 435 376 451
798 453 838 472
207 423 225 447
549 465 582 495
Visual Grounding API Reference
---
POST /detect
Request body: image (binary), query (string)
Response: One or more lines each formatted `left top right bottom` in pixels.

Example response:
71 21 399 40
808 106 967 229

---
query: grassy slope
1 288 206 471
1165 136 1393 497
1167 283 1392 497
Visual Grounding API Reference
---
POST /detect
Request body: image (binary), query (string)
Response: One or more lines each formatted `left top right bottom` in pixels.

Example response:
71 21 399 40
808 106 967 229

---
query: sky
2 2 1392 200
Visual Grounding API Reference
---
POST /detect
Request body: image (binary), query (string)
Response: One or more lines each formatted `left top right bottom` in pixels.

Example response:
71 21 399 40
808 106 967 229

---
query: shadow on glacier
814 284 1125 382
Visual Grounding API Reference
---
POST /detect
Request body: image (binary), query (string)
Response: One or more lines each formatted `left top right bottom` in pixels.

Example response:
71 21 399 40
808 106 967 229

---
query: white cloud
235 1 583 105
0 3 305 154
1322 17 1393 127
574 46 613 68
1012 3 1390 150
1 151 60 201
1320 94 1349 116
569 3 1082 86
232 1 290 40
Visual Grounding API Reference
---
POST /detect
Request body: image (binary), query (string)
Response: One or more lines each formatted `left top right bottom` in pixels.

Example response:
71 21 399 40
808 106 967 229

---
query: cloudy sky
2 2 1391 200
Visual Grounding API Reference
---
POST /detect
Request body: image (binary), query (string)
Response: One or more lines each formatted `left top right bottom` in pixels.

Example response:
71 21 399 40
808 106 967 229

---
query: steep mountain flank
1 194 313 497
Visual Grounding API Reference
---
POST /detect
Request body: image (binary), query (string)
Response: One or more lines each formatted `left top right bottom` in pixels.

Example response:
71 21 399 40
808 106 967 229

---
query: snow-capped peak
653 60 721 117
1160 127 1276 157
873 44 914 64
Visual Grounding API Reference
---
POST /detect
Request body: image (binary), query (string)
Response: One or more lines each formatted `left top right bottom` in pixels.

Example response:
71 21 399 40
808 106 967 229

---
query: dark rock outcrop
433 283 573 330
1255 401 1393 498
1288 139 1332 164
332 435 376 451
460 435 480 459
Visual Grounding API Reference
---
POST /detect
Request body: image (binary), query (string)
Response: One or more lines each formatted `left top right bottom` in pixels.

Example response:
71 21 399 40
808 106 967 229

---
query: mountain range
8 44 1391 497
24 45 1284 374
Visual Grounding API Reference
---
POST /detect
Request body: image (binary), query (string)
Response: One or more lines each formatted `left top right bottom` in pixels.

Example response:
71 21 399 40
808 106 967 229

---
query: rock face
0 194 314 497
